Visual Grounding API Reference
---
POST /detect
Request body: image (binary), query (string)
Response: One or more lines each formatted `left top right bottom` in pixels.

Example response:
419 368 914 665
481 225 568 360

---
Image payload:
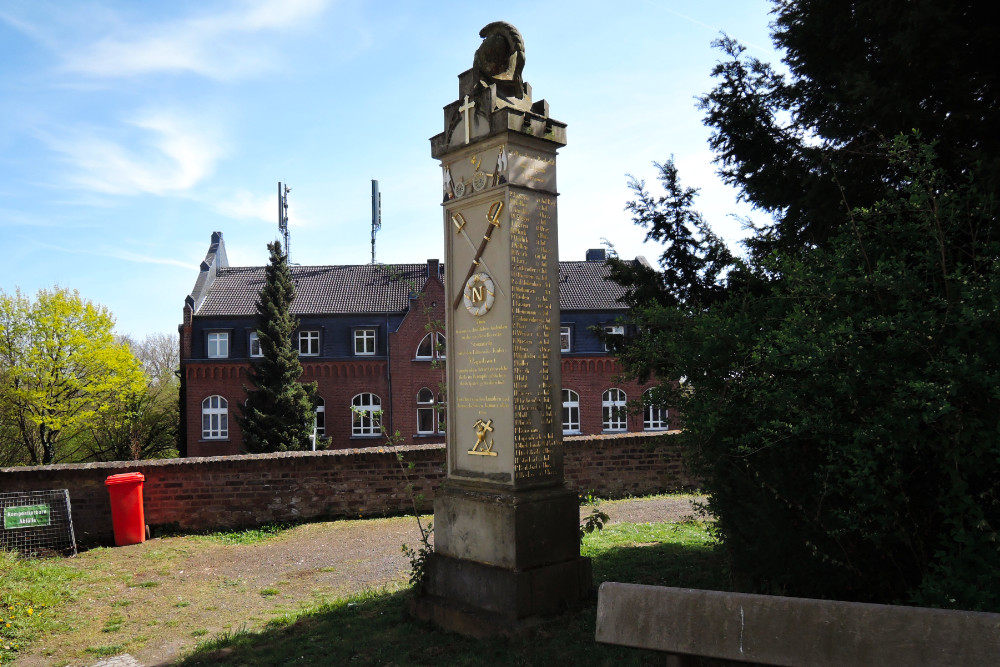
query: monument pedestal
413 482 592 637
417 22 587 636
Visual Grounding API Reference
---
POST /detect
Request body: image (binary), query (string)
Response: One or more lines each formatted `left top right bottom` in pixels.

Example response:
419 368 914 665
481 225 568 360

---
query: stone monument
416 22 590 635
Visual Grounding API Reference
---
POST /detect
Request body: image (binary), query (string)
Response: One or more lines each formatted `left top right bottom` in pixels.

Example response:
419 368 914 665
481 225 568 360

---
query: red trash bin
105 472 146 546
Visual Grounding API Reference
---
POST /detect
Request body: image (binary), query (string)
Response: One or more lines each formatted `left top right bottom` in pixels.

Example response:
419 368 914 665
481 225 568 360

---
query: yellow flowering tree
0 287 145 465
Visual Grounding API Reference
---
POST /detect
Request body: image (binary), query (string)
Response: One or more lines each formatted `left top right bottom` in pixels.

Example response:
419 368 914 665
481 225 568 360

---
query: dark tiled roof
558 261 629 311
195 260 628 317
196 264 432 316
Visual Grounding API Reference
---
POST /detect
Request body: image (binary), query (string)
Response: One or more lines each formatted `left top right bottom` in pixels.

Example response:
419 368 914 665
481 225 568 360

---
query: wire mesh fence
1 489 77 557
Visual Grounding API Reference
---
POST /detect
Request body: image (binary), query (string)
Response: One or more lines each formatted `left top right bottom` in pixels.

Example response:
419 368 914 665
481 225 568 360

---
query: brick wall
0 432 691 545
387 268 448 444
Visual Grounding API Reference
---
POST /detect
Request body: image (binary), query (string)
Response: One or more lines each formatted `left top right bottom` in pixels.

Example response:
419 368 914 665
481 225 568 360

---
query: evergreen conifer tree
611 0 1000 610
238 241 318 453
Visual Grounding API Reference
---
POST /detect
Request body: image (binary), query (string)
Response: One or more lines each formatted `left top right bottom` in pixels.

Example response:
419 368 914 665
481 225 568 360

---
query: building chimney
427 258 440 279
585 248 606 262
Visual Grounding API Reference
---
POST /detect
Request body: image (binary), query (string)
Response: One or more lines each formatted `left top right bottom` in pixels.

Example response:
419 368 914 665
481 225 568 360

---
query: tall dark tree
700 1 1000 260
238 242 317 453
612 0 1000 611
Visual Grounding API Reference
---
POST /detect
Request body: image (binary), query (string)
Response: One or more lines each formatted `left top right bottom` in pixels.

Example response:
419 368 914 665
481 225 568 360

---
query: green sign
4 504 51 529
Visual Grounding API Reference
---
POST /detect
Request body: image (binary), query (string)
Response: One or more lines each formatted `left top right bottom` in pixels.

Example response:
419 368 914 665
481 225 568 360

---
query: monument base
412 554 592 637
412 482 592 637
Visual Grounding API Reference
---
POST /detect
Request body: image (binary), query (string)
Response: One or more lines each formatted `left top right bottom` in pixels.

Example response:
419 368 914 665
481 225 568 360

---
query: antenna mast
371 179 381 264
278 182 291 262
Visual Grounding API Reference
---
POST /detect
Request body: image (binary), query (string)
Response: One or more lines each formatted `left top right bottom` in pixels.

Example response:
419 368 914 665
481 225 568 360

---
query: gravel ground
16 495 706 667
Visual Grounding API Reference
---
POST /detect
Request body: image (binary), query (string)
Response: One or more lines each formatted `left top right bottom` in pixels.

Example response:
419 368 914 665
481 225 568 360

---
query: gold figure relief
468 418 498 456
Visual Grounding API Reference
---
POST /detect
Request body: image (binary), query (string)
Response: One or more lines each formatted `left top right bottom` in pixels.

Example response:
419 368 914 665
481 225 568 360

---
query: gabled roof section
186 231 229 313
558 260 630 311
195 263 434 316
192 257 633 317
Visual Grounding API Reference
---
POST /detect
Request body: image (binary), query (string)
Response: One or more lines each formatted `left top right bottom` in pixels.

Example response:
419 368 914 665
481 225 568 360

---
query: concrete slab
596 583 1000 666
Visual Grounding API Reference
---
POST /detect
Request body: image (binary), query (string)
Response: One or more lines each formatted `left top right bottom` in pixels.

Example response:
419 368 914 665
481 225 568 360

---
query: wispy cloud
214 187 318 231
43 110 226 196
639 0 774 54
0 8 56 49
31 240 196 270
64 0 333 80
214 188 276 223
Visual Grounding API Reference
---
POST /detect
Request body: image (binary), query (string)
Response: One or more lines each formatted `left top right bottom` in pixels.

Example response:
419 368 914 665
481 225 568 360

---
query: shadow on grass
594 541 730 592
176 526 730 667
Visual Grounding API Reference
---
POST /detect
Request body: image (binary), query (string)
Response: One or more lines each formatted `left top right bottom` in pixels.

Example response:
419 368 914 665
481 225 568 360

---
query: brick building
179 232 669 457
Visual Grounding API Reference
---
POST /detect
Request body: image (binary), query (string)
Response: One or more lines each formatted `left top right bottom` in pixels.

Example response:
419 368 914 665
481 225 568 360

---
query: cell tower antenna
278 182 291 263
371 179 381 264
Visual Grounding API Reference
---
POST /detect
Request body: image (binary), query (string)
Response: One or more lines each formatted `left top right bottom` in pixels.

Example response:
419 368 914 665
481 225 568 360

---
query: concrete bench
596 583 1000 666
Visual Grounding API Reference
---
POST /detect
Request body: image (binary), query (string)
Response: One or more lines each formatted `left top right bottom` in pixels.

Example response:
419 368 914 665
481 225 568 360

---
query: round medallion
463 272 496 317
472 170 488 192
454 180 466 197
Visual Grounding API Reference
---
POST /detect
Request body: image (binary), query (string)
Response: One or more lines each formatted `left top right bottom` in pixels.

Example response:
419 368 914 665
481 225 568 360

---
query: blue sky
0 0 781 339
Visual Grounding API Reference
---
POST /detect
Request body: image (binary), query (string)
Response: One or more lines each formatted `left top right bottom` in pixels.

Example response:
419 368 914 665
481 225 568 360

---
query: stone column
415 22 591 636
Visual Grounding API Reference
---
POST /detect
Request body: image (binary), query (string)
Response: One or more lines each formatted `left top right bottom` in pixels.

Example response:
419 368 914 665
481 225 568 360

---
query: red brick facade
178 235 672 458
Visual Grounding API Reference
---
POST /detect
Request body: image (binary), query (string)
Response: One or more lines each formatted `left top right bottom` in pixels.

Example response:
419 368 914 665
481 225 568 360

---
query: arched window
351 392 381 436
602 388 627 432
643 388 669 431
562 389 580 434
416 387 446 434
314 397 326 437
416 332 446 360
202 395 229 439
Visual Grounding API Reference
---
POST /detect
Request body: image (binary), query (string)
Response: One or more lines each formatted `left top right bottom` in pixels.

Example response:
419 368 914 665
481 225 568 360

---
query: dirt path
15 495 705 667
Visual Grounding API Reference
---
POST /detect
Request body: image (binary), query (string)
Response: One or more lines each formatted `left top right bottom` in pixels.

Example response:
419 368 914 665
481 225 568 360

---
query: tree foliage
701 1 1000 259
0 287 146 465
238 241 318 453
612 0 1000 610
81 333 180 462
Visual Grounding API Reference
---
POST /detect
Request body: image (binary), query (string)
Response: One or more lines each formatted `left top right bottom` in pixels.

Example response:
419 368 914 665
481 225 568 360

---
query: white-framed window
351 392 381 436
415 332 446 359
249 331 263 358
201 395 229 439
299 330 320 356
643 388 669 431
314 397 326 437
602 388 628 432
560 326 572 353
562 389 580 433
416 387 446 435
207 332 229 358
354 328 376 356
603 325 624 352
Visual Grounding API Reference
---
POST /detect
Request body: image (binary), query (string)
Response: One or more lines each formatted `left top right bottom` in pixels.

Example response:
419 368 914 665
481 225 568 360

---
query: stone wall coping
596 583 1000 666
0 442 447 474
1 431 675 474
564 430 680 443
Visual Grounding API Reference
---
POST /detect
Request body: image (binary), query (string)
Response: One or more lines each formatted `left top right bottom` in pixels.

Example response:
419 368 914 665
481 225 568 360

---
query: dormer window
299 330 320 356
354 328 376 356
603 325 624 352
249 331 263 358
560 325 572 352
207 332 229 359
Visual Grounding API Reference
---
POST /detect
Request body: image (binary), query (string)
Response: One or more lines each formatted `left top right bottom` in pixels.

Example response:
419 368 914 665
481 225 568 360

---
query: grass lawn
1 504 727 666
175 521 726 666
